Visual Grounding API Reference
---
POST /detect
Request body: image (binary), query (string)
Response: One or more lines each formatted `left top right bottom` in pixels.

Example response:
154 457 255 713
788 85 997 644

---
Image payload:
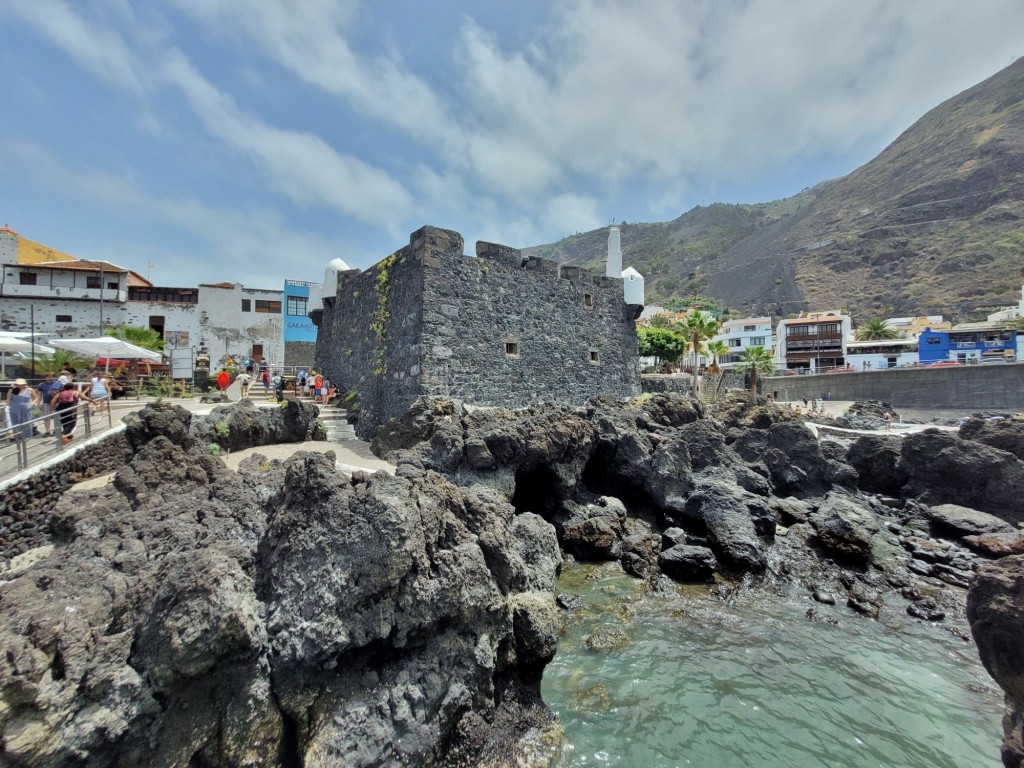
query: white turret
322 257 351 302
622 267 645 306
606 226 622 278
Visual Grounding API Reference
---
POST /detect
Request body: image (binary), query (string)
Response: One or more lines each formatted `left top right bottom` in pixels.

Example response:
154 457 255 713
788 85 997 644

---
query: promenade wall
0 429 128 562
764 364 1024 409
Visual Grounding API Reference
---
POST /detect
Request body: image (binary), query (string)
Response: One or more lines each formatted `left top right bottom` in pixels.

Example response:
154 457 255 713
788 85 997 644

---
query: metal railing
0 400 114 478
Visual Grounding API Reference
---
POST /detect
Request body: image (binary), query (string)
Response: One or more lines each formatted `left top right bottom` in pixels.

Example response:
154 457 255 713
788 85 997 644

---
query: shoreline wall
0 430 128 562
764 364 1024 409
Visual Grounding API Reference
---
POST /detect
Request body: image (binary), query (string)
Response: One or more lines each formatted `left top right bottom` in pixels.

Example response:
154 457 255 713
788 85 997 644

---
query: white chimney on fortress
606 225 622 278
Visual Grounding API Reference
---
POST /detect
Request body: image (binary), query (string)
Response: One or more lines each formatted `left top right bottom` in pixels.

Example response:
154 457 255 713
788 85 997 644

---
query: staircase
317 405 357 441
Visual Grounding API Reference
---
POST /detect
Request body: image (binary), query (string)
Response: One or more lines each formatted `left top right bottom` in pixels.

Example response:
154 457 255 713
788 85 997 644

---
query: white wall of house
713 317 773 367
0 280 286 367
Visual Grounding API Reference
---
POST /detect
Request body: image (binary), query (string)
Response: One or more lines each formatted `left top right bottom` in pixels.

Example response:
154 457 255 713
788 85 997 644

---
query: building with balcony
776 310 852 373
0 228 299 369
712 317 773 368
918 326 1017 364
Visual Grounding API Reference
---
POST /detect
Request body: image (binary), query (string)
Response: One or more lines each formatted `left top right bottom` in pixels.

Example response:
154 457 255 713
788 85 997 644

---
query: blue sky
1 1 1021 290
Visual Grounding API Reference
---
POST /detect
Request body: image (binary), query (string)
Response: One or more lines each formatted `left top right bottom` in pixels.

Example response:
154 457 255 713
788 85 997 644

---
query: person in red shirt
216 368 230 393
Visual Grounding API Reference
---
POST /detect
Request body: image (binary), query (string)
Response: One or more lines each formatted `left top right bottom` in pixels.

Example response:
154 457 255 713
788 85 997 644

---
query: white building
712 316 773 368
775 310 853 373
987 285 1024 323
1 259 286 368
844 339 920 370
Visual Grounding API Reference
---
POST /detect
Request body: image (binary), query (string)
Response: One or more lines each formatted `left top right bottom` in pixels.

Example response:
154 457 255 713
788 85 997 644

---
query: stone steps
317 406 357 441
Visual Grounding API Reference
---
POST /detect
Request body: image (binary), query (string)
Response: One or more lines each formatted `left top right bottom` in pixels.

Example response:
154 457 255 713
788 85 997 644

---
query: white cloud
159 50 415 230
0 139 351 287
1 0 145 91
167 0 461 152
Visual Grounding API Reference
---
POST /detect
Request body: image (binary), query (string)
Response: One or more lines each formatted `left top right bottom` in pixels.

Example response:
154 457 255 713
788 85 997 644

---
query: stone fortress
311 225 645 437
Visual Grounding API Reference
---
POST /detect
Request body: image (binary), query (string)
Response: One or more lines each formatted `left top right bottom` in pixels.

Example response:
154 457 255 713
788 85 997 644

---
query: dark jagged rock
583 626 630 652
679 477 772 572
809 493 881 562
658 544 718 581
556 496 627 561
190 398 323 452
967 555 1024 768
959 417 1024 461
963 532 1024 558
925 503 1017 539
733 422 856 498
0 415 562 766
122 399 193 454
846 435 906 496
899 430 1024 523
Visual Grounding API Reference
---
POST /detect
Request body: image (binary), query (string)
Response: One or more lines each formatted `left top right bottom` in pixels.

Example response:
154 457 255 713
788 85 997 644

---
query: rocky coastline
1 394 1022 766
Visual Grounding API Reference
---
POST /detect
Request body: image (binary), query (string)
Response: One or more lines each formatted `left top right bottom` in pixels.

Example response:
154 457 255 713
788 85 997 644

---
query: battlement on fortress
314 225 642 438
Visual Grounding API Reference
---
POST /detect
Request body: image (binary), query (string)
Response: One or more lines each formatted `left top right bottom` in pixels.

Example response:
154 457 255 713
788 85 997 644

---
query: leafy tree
680 311 720 395
105 324 165 352
855 318 898 341
30 349 92 375
998 316 1024 332
647 314 673 329
735 346 775 405
638 327 686 370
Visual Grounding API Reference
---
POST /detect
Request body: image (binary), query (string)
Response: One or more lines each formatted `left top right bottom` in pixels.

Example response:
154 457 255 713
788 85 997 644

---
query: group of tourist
4 369 115 444
215 363 336 406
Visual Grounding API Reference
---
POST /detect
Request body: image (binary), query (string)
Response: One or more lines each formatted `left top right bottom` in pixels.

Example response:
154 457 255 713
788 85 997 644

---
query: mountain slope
525 58 1024 322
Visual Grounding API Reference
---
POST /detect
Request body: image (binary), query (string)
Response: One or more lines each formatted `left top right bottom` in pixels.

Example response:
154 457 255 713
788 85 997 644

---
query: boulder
926 503 1016 538
962 532 1024 558
899 430 1024 523
959 417 1024 461
809 493 881 562
188 398 322 453
733 422 856 498
658 544 718 581
846 435 905 496
679 477 772 572
967 555 1024 767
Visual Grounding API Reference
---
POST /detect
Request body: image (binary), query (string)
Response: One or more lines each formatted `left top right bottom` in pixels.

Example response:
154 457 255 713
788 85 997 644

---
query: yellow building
0 225 78 265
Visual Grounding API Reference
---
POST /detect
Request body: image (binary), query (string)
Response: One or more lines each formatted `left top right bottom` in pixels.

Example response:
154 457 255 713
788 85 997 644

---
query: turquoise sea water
542 563 1004 768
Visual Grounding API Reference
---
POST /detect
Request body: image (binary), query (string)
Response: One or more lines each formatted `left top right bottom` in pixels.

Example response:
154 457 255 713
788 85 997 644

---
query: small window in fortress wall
56 314 72 323
589 349 601 365
584 293 594 309
505 341 520 358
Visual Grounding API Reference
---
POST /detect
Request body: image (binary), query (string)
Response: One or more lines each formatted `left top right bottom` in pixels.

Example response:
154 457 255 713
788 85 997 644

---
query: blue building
918 326 1017 364
283 279 318 343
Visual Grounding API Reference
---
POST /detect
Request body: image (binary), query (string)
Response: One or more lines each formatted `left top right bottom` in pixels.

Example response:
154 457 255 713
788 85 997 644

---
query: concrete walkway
8 395 394 494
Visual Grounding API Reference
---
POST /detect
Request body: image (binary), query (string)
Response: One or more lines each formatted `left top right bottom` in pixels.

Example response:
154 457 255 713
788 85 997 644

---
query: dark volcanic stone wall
0 430 127 561
315 226 641 437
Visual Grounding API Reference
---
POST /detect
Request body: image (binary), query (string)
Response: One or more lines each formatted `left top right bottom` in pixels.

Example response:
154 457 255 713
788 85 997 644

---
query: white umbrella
48 336 162 372
0 337 55 354
0 335 55 377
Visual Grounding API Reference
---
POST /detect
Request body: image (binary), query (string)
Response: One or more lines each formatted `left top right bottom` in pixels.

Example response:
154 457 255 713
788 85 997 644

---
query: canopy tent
0 334 55 377
48 336 162 372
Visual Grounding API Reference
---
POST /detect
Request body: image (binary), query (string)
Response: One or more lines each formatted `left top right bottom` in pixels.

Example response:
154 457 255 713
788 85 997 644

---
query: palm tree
705 340 729 403
855 318 898 341
31 349 92 375
735 346 775 405
104 324 164 352
680 311 720 395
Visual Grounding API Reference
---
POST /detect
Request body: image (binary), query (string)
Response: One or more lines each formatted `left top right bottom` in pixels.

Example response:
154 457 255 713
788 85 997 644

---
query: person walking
6 379 41 441
36 372 59 436
51 382 93 444
236 369 252 399
271 371 284 403
88 370 111 415
216 368 230 396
